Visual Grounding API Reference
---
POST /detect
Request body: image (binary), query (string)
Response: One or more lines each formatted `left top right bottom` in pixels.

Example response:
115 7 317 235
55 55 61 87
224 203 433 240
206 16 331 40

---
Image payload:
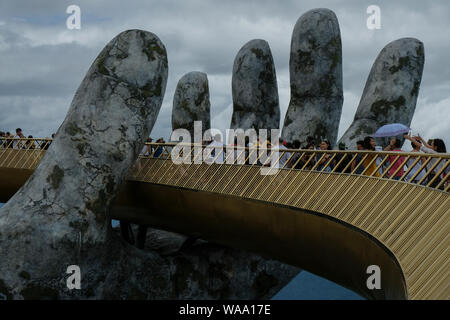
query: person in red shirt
385 137 406 180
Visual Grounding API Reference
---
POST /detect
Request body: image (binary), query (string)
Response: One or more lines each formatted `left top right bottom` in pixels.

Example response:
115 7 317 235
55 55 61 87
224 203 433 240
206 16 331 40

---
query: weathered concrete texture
339 38 424 148
230 39 280 137
125 227 301 299
282 8 343 146
0 29 169 299
172 71 211 138
164 241 300 299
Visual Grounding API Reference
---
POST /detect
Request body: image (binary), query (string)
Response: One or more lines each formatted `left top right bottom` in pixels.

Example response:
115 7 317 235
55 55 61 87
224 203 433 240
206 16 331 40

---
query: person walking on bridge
405 134 447 188
206 134 225 164
405 137 426 184
362 136 380 177
384 137 406 180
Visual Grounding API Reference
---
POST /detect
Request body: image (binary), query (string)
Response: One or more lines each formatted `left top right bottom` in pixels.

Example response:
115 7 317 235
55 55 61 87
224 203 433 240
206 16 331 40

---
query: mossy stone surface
282 8 343 147
172 71 211 138
339 38 424 148
230 39 280 139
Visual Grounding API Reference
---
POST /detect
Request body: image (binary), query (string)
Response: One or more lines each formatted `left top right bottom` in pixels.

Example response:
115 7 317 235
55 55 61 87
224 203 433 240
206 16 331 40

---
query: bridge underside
0 158 448 300
113 181 407 300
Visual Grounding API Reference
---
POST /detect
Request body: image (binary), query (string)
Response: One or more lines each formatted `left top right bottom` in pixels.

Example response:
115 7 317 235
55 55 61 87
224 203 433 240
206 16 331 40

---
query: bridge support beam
112 181 409 300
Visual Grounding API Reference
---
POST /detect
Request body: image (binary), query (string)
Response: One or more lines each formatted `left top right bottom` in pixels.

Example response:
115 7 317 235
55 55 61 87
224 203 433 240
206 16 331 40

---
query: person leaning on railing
316 140 334 172
361 136 380 177
153 138 165 158
334 142 351 173
41 139 50 150
13 128 25 149
24 135 35 150
287 140 302 169
0 131 5 148
0 132 14 148
40 133 56 150
351 140 365 174
272 138 290 168
292 143 315 170
404 134 448 188
405 138 427 185
140 137 153 156
384 137 406 180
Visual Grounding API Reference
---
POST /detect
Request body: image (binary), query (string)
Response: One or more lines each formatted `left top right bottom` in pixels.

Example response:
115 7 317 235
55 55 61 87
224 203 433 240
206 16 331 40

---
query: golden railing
129 142 449 300
130 142 450 192
0 138 52 169
0 139 449 299
1 139 448 192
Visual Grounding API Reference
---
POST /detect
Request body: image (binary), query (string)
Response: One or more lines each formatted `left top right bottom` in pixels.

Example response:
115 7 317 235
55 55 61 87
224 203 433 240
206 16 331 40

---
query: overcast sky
0 0 448 147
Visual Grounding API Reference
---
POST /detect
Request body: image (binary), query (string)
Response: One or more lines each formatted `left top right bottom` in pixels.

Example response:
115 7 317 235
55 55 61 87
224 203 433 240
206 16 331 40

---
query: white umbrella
374 123 411 138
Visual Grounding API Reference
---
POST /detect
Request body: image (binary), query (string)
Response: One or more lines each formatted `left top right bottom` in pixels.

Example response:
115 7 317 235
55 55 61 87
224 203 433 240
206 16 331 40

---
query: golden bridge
0 138 448 300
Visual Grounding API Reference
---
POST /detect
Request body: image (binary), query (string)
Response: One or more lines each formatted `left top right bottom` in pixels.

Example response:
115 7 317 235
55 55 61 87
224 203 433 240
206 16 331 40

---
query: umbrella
373 123 411 138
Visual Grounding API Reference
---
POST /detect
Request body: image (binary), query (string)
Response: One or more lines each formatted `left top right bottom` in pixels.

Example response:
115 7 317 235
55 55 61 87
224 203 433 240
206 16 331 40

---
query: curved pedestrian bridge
0 138 448 300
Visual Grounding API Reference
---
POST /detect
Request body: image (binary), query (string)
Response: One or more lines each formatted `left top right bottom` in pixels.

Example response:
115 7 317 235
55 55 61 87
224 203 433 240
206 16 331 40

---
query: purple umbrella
374 123 411 138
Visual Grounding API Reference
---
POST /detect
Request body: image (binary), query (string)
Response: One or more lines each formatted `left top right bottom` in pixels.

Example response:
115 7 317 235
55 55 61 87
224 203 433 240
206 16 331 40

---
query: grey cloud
0 0 449 144
0 28 98 97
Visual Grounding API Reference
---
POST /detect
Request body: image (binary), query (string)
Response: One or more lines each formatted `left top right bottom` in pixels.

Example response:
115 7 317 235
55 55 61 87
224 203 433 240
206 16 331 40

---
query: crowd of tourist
154 133 448 189
1 127 448 189
0 128 55 150
139 137 166 157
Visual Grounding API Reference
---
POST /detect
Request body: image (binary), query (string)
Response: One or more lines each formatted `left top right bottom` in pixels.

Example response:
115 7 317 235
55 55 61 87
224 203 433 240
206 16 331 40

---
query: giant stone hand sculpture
172 71 211 138
338 38 424 148
0 29 169 299
282 8 343 147
230 39 280 138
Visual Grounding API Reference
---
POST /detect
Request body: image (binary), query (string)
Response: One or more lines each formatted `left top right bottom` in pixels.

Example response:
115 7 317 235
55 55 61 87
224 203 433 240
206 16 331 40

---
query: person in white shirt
266 138 290 169
206 134 224 164
404 134 448 188
140 137 153 156
14 128 25 149
405 138 426 184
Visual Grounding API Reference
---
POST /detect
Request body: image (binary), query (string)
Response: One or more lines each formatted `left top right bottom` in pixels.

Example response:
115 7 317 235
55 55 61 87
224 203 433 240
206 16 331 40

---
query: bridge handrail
137 142 449 192
1 138 449 192
1 138 449 158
